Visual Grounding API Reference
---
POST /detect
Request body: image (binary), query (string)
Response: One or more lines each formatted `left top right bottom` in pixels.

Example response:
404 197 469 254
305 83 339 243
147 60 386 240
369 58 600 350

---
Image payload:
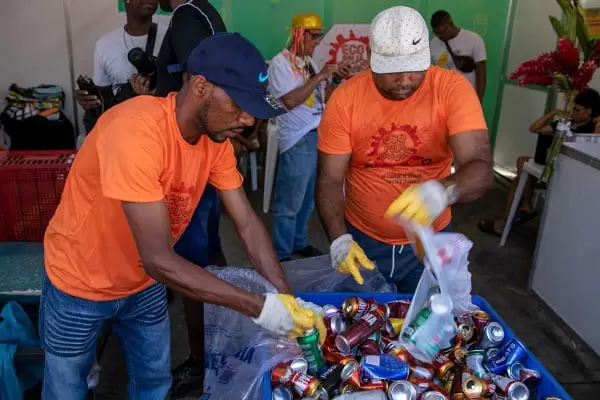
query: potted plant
510 0 599 182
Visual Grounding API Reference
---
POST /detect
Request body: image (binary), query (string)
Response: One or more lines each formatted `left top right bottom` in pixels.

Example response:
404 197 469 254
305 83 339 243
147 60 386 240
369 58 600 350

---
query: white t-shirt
429 29 486 88
93 25 167 93
268 50 326 153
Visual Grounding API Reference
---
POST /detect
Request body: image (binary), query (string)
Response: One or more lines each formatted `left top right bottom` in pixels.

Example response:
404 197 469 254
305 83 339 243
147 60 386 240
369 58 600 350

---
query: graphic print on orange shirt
165 182 196 240
366 123 429 168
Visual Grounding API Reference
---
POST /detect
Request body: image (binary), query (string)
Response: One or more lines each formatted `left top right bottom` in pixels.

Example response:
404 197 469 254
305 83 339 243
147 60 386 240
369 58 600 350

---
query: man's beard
195 98 242 144
375 83 418 100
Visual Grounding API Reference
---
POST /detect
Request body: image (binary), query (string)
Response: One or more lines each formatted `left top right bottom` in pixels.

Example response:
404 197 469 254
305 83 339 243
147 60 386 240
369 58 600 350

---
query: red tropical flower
572 60 597 90
554 37 580 74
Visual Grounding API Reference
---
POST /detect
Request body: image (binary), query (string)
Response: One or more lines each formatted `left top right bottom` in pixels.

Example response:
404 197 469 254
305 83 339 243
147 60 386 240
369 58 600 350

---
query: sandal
478 219 503 237
512 210 539 226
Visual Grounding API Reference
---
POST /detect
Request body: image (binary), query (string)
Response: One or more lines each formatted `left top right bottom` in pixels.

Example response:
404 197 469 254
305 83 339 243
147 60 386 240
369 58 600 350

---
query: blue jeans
174 184 221 266
272 130 317 260
348 222 452 294
39 277 171 399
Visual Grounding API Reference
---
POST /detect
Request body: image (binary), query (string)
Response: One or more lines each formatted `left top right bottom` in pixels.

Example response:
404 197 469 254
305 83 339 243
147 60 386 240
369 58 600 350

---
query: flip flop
512 210 539 226
478 219 502 237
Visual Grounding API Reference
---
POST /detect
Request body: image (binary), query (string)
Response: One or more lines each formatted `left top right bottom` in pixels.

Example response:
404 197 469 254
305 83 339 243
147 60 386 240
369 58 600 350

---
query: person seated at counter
479 88 600 236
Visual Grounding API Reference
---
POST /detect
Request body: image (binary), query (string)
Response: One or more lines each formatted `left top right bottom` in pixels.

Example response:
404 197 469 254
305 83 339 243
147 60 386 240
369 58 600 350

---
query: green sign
117 0 171 15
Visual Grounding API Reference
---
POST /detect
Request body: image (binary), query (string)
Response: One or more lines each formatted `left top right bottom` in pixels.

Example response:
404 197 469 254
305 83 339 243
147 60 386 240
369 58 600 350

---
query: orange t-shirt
318 67 487 245
44 93 243 301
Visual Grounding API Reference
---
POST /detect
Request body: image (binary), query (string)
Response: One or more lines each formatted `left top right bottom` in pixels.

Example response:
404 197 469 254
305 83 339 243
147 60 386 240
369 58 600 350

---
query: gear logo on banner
313 24 371 76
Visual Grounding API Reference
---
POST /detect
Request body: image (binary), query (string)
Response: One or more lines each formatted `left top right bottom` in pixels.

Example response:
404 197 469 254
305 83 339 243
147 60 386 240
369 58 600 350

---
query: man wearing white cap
317 6 492 292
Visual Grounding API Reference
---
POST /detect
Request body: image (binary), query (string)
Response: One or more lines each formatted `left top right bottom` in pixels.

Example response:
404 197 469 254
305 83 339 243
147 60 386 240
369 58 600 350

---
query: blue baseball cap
169 32 285 119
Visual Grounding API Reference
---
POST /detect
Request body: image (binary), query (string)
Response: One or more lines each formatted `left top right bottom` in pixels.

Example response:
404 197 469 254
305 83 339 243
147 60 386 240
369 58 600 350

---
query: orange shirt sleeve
208 140 244 191
96 116 165 202
441 73 488 135
318 86 353 154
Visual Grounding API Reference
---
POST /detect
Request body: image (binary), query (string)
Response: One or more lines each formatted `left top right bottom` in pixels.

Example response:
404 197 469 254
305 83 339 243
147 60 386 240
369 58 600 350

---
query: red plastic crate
0 150 76 242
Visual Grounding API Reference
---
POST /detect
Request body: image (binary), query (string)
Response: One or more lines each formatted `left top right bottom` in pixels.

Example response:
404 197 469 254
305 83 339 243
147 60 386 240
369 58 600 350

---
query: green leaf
567 10 578 41
550 15 568 37
554 73 572 92
577 17 593 59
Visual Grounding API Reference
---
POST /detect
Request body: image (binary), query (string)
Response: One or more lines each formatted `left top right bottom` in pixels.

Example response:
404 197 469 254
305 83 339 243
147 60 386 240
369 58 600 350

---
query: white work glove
385 180 449 227
330 234 376 285
253 293 325 342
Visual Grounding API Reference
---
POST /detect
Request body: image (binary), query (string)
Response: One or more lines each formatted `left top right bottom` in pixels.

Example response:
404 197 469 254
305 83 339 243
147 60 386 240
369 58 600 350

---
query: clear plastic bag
398 224 475 363
282 255 396 294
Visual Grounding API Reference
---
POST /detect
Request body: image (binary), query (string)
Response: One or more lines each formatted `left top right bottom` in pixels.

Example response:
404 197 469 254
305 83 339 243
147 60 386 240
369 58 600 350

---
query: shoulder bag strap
145 23 158 55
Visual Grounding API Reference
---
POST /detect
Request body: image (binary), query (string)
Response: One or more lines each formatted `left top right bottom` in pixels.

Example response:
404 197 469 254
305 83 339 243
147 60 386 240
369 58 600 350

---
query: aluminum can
340 383 358 394
422 391 449 400
433 353 456 381
485 373 530 400
297 328 325 375
401 307 432 342
289 356 308 374
387 299 411 319
451 347 467 366
369 302 390 321
360 354 410 381
359 338 382 356
380 333 396 348
383 318 404 337
450 365 466 396
471 310 490 334
466 350 487 378
322 304 340 319
385 343 414 363
410 377 450 398
456 323 476 344
342 297 372 319
519 366 542 385
506 362 524 381
340 359 362 388
271 386 293 400
322 338 347 364
484 339 527 375
486 347 500 361
478 322 505 349
336 310 385 353
324 313 347 336
319 363 344 396
361 379 388 391
388 380 418 400
462 374 494 397
410 364 435 380
289 371 323 398
271 363 293 385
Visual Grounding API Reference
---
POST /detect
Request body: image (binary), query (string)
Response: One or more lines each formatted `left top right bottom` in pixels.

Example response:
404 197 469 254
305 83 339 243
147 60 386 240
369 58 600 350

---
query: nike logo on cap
258 72 269 83
412 38 422 45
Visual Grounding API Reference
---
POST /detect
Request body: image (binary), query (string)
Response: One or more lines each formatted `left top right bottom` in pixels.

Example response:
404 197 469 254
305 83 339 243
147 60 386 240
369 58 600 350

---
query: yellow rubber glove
330 234 376 285
385 180 448 226
253 293 315 339
296 298 328 345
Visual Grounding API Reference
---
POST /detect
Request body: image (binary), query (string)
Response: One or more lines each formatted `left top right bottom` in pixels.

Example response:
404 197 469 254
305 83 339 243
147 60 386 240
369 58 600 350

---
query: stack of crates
0 150 76 242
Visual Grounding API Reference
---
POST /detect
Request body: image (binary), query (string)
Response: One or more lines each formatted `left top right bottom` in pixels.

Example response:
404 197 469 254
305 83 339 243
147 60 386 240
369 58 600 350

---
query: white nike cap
370 6 431 74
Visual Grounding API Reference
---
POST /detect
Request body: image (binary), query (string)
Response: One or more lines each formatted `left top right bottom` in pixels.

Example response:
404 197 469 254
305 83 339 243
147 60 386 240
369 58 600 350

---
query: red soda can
289 371 323 398
359 338 382 356
361 379 388 391
324 313 347 336
386 299 411 319
380 333 395 348
341 297 372 319
432 353 456 381
271 363 293 385
335 310 385 353
322 337 349 364
471 310 490 337
369 302 390 321
340 359 362 388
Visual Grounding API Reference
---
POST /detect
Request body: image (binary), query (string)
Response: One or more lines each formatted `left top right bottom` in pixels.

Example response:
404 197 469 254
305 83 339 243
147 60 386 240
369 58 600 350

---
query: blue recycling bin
262 293 572 400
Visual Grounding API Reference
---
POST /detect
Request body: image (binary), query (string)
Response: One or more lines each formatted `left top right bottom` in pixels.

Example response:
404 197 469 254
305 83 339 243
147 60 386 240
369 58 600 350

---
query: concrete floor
93 181 600 400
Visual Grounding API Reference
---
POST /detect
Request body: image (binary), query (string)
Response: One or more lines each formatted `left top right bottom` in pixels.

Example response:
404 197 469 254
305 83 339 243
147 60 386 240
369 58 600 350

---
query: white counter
530 141 600 355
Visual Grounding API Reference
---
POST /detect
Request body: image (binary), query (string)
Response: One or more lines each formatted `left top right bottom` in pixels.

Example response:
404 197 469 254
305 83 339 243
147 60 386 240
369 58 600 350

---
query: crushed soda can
360 354 410 381
410 364 435 380
466 350 487 378
471 310 490 334
289 356 309 374
462 374 495 397
421 391 449 400
388 380 418 400
386 299 411 319
478 322 505 349
272 386 294 400
484 339 527 375
289 371 324 398
432 353 456 381
271 363 293 385
340 358 362 388
485 373 530 400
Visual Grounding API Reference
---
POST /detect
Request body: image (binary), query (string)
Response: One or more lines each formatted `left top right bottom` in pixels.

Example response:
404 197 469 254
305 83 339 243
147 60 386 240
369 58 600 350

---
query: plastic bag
398 225 475 363
282 255 396 294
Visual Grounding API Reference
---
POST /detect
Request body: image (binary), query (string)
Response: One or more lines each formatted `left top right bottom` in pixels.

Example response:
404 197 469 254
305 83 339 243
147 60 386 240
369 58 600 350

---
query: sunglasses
306 31 324 40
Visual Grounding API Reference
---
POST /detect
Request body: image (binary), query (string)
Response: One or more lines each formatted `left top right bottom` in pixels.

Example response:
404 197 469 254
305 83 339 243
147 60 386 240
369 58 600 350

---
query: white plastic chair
262 119 279 213
500 159 545 246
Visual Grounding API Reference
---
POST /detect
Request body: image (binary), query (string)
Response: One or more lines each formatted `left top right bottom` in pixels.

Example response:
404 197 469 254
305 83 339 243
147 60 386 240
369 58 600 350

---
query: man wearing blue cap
40 33 326 399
